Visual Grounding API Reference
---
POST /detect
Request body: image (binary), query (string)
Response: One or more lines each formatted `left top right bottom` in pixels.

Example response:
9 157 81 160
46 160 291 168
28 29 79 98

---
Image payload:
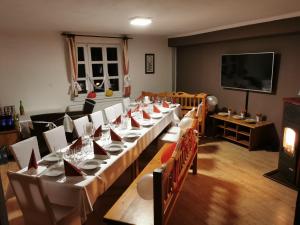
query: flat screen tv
221 52 275 93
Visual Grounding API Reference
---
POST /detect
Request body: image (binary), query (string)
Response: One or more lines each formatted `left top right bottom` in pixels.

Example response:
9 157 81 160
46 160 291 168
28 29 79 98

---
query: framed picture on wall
145 53 155 74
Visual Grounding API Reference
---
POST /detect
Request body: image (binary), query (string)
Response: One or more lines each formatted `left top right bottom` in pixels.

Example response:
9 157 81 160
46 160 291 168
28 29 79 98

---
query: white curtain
66 35 81 99
122 38 131 97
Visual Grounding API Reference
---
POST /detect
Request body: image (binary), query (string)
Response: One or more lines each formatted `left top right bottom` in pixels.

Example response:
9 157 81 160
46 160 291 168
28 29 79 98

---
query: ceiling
1 0 300 37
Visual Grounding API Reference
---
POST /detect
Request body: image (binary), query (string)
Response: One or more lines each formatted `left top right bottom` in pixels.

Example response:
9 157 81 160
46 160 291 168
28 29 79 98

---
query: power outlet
298 89 300 96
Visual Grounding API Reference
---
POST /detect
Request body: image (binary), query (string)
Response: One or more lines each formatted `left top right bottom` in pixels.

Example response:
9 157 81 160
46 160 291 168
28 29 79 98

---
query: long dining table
17 104 180 222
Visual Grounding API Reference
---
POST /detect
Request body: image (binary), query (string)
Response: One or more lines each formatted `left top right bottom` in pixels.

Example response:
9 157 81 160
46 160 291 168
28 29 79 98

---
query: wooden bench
104 124 198 225
141 91 207 135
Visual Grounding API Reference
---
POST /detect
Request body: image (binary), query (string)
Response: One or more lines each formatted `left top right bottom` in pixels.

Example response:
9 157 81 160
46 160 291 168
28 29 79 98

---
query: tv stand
210 114 273 150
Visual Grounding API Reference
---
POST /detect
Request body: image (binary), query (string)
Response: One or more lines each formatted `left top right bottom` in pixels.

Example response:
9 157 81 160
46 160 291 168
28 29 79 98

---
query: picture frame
145 53 155 74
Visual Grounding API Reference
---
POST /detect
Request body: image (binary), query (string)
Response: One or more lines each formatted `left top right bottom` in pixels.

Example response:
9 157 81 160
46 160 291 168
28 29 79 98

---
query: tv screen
221 52 275 93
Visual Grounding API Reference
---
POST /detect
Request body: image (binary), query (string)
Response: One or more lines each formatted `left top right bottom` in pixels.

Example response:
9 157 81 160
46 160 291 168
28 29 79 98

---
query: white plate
44 167 64 177
245 118 256 123
129 102 138 106
161 109 171 114
107 144 123 152
170 104 177 108
140 120 155 127
151 113 163 119
218 112 228 116
79 160 100 170
232 115 243 120
124 132 140 139
43 154 60 162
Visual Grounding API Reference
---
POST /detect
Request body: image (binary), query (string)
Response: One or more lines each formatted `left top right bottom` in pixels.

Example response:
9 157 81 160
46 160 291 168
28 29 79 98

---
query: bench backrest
153 127 197 225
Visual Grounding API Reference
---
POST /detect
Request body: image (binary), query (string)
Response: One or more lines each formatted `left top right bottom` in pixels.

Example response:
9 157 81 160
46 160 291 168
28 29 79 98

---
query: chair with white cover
157 113 195 148
122 97 131 111
10 136 41 169
104 103 124 123
7 171 81 225
73 116 89 138
89 111 104 130
43 126 68 153
114 103 124 116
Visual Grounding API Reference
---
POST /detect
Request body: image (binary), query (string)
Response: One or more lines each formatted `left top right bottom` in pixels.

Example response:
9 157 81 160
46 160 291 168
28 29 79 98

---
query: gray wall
174 30 300 149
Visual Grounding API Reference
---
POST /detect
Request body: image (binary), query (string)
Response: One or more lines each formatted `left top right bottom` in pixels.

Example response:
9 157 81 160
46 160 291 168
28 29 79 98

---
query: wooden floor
168 138 297 225
1 138 297 225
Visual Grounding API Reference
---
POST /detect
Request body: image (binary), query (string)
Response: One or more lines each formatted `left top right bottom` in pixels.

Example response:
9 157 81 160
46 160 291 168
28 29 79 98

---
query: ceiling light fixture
130 17 152 26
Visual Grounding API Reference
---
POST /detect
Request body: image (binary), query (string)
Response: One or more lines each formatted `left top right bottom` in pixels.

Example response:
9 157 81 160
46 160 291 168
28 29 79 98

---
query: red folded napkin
153 105 161 113
162 101 169 108
63 160 83 177
172 98 176 104
110 129 122 142
113 115 121 125
135 95 143 102
127 109 132 118
133 104 140 112
131 117 140 129
70 137 82 150
28 149 38 170
93 140 110 159
94 125 102 138
143 110 151 120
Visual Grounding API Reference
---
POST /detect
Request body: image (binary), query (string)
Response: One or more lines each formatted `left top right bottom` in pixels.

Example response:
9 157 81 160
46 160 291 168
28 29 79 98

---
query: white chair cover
43 126 68 153
10 136 41 169
167 126 181 134
104 103 124 123
73 116 89 138
63 114 74 133
89 111 104 130
196 103 203 118
7 172 81 225
122 97 131 111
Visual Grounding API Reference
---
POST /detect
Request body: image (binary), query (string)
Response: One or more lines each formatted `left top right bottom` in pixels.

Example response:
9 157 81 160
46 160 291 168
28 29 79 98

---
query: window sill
72 92 123 103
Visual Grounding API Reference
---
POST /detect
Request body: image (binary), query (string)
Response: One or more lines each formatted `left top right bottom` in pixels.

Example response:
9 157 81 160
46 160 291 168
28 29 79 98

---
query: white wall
0 32 172 115
128 35 172 98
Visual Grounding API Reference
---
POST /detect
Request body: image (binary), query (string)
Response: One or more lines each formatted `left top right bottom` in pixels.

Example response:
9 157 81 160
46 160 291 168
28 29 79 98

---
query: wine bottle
19 100 25 115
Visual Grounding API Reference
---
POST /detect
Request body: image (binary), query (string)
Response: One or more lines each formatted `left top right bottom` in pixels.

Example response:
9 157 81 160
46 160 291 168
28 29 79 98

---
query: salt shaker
228 108 232 117
240 110 246 119
256 113 262 122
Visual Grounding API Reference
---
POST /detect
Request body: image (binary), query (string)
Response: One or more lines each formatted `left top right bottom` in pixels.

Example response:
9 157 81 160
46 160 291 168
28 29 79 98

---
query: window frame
73 41 123 102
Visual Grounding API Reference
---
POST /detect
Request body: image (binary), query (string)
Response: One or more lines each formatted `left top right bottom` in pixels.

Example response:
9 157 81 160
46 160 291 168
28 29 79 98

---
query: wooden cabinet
210 114 273 150
0 130 20 147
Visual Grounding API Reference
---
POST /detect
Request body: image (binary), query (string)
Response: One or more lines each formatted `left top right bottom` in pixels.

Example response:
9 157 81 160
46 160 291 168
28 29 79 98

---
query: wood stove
265 97 300 190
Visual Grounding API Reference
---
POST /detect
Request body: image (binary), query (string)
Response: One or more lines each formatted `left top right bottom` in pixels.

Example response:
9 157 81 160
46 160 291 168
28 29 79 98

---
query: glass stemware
101 124 111 146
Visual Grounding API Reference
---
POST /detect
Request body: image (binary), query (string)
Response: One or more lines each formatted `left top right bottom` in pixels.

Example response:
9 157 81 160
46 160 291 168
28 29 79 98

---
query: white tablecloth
18 105 180 222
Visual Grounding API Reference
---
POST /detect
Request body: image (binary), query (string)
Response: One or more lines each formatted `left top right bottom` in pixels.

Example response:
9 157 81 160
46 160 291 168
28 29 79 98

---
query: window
76 43 122 98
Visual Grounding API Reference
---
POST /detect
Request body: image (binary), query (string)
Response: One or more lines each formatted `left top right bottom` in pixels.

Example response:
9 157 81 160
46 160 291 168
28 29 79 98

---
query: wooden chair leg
192 154 198 175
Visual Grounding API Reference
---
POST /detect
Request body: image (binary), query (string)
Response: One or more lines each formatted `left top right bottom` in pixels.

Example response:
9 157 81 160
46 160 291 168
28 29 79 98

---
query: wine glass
55 146 64 163
101 124 111 146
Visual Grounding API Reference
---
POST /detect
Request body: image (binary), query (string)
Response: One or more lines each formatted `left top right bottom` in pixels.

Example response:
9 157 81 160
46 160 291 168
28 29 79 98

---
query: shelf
224 135 236 141
225 127 236 132
237 131 250 136
236 139 250 147
211 114 273 151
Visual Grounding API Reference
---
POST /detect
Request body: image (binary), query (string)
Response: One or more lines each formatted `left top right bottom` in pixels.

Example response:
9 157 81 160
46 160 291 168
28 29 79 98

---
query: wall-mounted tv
221 52 275 93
